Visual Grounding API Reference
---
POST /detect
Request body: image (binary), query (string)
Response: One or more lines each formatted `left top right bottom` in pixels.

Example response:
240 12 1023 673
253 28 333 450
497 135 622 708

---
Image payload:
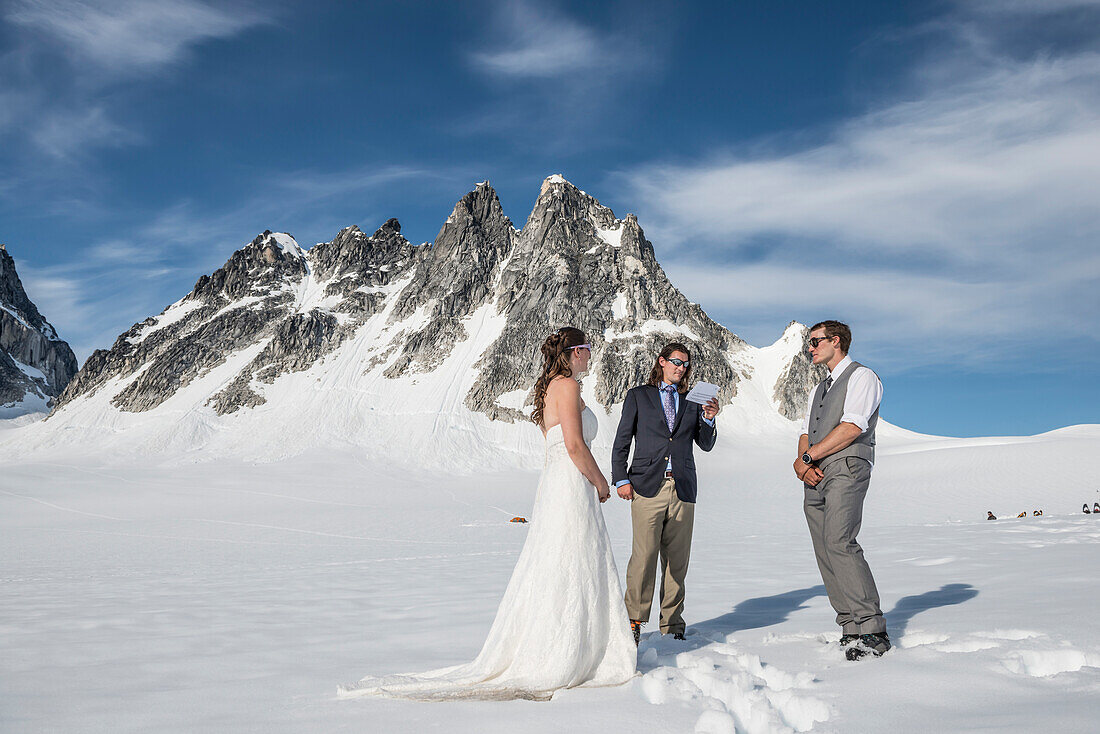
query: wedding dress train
339 407 636 701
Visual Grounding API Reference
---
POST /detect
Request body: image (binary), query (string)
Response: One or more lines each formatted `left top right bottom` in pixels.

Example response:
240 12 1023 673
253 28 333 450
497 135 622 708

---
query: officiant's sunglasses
568 344 592 352
664 357 690 367
808 336 838 348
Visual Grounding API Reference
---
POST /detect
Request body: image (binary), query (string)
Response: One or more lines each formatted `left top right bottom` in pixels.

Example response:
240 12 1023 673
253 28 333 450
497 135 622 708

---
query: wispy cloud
28 105 136 159
0 0 270 161
470 2 609 79
460 0 670 145
7 0 265 72
623 54 1100 261
620 1 1100 371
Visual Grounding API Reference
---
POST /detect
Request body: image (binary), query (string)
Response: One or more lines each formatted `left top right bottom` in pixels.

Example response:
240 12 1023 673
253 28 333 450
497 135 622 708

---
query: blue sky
1 0 1097 437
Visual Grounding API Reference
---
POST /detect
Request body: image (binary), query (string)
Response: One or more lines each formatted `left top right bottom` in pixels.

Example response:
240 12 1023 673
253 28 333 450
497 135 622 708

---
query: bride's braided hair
531 327 587 428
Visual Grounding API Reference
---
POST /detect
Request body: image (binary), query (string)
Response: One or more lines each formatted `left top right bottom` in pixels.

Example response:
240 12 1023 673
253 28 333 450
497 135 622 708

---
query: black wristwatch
801 452 813 465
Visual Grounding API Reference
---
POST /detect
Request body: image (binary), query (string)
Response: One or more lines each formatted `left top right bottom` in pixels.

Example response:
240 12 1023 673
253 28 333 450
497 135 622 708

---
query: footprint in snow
637 635 830 734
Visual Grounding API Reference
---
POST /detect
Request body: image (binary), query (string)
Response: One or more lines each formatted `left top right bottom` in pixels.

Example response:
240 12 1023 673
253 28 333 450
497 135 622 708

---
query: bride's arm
548 378 609 500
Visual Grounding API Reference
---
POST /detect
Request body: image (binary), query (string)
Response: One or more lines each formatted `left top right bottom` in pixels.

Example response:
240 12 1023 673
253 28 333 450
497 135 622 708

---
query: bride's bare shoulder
547 375 579 394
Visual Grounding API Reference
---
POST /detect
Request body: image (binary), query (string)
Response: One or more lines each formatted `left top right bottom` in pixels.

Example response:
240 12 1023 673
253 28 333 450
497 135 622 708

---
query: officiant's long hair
531 327 587 428
648 342 693 394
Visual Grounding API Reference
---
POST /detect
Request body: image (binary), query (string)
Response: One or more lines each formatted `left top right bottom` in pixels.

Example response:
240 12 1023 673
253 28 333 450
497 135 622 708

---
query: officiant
612 342 720 644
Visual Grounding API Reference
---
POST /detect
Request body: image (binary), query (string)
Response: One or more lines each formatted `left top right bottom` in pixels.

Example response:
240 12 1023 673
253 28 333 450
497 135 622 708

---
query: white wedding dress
339 407 636 701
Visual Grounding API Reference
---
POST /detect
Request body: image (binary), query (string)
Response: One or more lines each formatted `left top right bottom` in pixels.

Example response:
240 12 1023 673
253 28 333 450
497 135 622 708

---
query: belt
664 470 674 479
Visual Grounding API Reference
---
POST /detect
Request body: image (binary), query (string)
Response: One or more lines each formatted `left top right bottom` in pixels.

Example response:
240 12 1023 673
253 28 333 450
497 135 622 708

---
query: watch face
802 453 813 464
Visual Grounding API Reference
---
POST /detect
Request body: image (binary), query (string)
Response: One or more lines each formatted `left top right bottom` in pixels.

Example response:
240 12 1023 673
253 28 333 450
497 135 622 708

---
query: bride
339 327 636 701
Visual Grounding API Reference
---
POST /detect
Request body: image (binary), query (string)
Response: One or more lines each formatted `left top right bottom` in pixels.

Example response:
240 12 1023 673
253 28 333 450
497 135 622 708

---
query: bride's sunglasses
568 344 592 352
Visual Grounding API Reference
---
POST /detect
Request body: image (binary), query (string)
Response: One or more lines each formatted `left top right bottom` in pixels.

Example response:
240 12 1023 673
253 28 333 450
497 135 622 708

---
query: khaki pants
624 477 695 634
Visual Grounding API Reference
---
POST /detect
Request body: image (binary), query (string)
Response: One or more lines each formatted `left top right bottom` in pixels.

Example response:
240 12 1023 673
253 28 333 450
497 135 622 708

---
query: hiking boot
845 632 891 661
839 634 860 647
630 620 644 646
672 632 685 641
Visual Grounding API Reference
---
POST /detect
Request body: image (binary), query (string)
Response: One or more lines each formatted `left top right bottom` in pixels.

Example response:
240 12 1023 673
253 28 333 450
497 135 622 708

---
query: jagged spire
0 245 78 415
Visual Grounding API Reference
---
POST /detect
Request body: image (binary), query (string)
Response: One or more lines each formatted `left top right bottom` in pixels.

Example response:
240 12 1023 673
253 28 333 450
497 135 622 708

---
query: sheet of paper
685 382 719 405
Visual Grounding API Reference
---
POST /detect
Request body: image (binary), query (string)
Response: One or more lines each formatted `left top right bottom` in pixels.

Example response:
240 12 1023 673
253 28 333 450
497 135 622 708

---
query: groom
613 342 719 643
795 320 888 661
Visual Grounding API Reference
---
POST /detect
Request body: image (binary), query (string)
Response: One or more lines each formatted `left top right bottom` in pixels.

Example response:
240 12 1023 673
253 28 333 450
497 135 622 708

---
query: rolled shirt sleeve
840 367 883 432
801 389 814 435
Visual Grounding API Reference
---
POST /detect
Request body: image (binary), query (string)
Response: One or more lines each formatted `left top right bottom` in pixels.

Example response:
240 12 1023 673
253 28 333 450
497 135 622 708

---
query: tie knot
823 376 833 391
662 384 677 393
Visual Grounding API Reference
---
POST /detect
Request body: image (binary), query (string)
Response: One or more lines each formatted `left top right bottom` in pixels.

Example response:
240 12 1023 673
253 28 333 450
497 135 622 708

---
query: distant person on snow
987 511 997 520
1085 504 1092 514
794 320 889 661
1017 511 1027 518
1032 510 1042 516
1094 502 1099 513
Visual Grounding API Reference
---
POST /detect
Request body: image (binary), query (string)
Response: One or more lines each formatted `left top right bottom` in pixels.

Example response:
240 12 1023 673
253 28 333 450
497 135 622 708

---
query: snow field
2 433 1099 733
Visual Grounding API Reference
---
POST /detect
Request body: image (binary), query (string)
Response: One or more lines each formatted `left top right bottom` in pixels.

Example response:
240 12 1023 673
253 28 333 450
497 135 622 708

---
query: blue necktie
662 384 677 432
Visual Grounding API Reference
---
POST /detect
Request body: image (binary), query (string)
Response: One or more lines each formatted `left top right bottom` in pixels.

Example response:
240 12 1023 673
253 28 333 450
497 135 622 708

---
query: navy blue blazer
612 384 717 503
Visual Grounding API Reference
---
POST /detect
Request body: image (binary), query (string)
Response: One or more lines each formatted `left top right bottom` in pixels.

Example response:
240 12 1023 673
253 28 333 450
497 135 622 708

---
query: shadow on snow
885 583 979 638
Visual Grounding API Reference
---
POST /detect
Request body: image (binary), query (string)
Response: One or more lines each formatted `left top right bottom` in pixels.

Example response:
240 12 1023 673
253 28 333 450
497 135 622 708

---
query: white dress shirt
800 355 883 435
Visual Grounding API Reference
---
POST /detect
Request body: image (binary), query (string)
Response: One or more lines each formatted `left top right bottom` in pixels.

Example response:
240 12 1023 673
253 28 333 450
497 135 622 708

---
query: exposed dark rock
0 244 79 412
384 182 515 376
464 177 744 421
773 322 829 420
191 230 307 303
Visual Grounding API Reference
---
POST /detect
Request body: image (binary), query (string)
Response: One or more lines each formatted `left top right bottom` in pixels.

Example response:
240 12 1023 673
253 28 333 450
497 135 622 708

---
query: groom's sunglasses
665 357 690 367
808 336 837 348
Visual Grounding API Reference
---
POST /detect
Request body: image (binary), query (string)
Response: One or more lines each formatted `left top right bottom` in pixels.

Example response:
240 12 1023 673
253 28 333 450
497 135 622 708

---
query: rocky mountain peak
771 321 828 420
45 177 826 455
1 245 79 416
311 221 420 284
1 243 52 337
382 182 516 376
190 230 308 303
374 217 401 236
466 177 746 420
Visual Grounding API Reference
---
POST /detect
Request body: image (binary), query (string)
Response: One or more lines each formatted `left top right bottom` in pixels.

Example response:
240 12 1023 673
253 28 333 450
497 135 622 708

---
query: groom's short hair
809 320 851 354
648 342 692 393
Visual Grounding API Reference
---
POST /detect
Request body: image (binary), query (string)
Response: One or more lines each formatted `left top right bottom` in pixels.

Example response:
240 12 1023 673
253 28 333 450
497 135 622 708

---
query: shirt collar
660 381 676 391
829 355 853 379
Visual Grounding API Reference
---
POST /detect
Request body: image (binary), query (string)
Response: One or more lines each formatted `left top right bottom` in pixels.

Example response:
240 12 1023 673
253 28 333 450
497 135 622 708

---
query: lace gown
339 407 636 701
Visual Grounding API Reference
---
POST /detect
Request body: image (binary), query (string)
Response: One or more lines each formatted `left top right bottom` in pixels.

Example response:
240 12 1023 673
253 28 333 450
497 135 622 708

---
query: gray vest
807 360 878 469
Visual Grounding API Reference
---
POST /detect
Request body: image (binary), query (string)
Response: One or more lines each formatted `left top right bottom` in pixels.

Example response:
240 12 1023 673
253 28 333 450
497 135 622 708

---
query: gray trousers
625 477 694 634
804 456 886 635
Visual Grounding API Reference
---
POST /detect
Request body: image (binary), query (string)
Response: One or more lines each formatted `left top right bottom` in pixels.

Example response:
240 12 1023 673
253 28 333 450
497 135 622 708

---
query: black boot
630 620 644 646
839 633 860 647
846 632 891 661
